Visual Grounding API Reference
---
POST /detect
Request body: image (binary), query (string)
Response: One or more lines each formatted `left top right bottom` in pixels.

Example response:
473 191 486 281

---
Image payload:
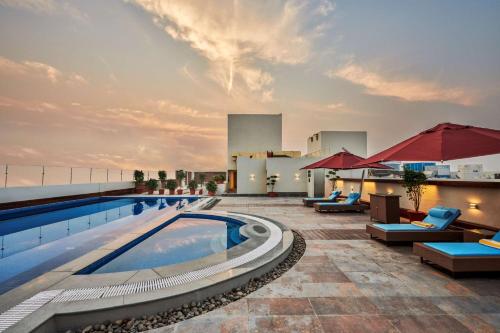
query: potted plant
166 179 177 195
266 175 278 197
402 168 427 221
205 180 217 196
326 169 340 191
214 174 225 184
158 170 167 194
176 170 186 194
134 170 145 194
188 180 197 195
145 178 158 195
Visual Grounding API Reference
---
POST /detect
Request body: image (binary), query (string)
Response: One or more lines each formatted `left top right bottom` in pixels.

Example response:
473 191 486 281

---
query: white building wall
236 157 267 194
227 114 282 170
307 131 367 157
266 158 316 193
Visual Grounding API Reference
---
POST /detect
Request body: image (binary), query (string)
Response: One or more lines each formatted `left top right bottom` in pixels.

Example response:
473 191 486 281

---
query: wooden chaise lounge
366 206 463 243
303 190 341 207
314 192 368 213
413 232 500 275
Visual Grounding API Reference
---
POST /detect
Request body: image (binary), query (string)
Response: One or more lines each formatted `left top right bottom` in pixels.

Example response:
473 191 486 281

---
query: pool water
81 215 247 274
0 196 197 294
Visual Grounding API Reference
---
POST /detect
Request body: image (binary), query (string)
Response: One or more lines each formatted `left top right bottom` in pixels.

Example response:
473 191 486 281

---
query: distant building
227 114 368 196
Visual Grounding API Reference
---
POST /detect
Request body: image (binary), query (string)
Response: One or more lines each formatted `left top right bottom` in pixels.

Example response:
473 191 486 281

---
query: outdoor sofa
366 206 463 243
303 190 342 207
314 192 368 213
414 231 500 276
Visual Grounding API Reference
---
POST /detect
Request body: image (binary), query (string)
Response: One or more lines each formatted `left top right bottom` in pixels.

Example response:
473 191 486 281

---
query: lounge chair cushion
315 192 361 207
374 223 430 231
428 208 452 219
327 190 342 200
423 242 500 256
493 232 500 242
421 206 461 230
304 190 341 202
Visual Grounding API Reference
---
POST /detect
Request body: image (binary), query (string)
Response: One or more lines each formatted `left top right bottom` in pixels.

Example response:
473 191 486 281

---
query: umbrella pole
359 169 365 201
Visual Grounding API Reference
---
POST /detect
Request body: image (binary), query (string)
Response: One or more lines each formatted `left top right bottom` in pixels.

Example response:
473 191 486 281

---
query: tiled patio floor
153 197 500 333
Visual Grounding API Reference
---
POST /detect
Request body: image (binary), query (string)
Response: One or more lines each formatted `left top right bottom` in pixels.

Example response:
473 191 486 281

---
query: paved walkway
153 197 500 333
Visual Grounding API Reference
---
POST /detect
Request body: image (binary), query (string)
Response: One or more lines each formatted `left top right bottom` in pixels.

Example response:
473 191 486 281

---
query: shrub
205 180 218 193
326 170 340 190
266 175 278 192
402 168 427 212
158 170 167 181
133 170 144 183
165 179 177 191
188 179 197 190
146 178 158 190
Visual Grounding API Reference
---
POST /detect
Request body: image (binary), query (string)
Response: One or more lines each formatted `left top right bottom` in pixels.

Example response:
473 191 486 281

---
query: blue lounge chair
414 232 500 275
302 190 342 207
366 206 463 243
314 192 368 213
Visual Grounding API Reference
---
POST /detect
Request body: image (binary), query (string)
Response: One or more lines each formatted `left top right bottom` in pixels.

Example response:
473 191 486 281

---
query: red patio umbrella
301 150 390 170
301 150 391 197
357 123 500 166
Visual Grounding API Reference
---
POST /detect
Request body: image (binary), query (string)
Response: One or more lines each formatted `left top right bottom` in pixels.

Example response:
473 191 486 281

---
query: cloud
0 96 60 112
0 56 87 85
154 99 224 119
328 63 477 106
129 0 333 94
0 0 88 21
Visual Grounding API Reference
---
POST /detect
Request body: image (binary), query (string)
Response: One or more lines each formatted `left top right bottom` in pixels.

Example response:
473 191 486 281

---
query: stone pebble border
71 230 306 333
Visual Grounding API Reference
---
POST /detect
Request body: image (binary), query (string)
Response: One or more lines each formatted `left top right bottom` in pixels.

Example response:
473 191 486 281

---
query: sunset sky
1 0 499 172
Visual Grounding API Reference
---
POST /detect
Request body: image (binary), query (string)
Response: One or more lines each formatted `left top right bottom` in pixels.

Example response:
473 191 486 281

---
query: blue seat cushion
344 192 360 205
428 208 452 219
493 232 500 242
422 206 461 230
373 223 429 231
423 242 500 257
327 190 342 200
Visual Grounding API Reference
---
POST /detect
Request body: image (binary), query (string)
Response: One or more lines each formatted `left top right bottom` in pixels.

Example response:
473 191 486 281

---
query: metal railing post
70 167 73 184
41 165 45 186
106 169 109 183
120 170 123 182
4 165 7 188
90 168 93 183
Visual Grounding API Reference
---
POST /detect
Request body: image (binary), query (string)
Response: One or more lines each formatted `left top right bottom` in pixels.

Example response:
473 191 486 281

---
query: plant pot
208 191 216 196
176 189 183 195
268 192 278 197
407 210 426 222
198 189 203 195
147 189 154 195
158 189 165 195
135 182 145 194
169 189 175 195
189 189 196 195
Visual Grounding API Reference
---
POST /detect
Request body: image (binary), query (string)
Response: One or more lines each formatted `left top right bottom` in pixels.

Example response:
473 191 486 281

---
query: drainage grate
0 289 62 332
300 229 369 240
0 212 284 332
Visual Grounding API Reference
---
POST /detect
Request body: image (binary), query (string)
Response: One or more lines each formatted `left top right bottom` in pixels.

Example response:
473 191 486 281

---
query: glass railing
0 164 176 188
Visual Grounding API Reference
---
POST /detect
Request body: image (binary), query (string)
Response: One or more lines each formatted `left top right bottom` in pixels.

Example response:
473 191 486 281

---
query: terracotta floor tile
318 315 398 333
309 297 379 315
249 315 323 333
247 298 315 316
369 296 446 315
388 315 472 333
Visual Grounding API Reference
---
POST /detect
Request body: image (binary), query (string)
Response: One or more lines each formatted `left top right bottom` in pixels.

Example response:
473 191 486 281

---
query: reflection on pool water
90 217 247 274
0 196 197 294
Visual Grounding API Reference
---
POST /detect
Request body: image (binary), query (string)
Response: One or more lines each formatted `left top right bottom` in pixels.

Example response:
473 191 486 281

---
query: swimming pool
79 214 247 274
0 196 197 294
